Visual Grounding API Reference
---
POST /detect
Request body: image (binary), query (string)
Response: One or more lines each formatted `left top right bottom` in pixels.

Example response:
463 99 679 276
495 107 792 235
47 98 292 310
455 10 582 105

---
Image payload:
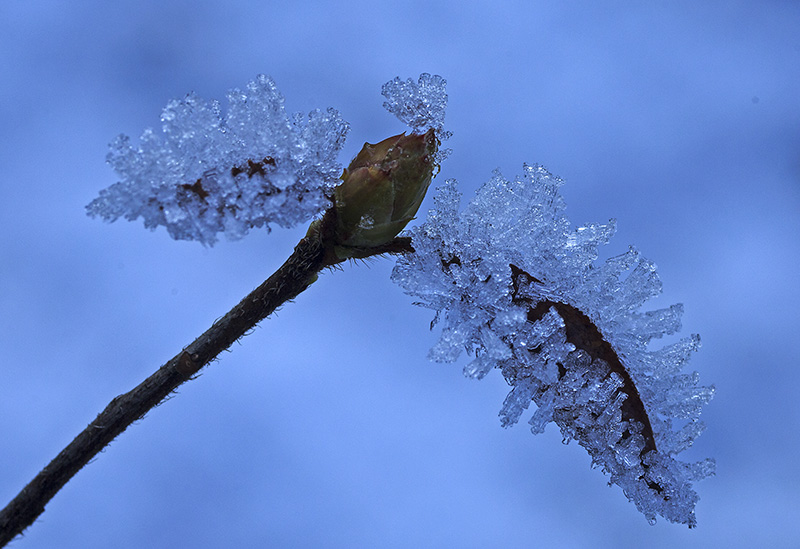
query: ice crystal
86 75 349 245
382 73 448 134
392 166 715 527
382 73 452 162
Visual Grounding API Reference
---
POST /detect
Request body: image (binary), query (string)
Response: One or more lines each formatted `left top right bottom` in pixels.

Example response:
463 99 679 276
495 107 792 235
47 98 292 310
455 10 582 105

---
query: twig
0 210 413 546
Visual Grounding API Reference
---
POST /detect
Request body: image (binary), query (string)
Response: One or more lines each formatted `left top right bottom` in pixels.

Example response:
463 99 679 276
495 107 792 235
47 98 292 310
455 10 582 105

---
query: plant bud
334 129 437 252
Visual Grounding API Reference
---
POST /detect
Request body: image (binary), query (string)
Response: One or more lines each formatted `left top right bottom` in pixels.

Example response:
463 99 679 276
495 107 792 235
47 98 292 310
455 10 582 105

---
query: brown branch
0 210 411 546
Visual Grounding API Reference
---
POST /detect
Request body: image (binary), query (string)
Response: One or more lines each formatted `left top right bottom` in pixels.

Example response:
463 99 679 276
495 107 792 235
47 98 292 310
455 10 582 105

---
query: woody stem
0 210 413 546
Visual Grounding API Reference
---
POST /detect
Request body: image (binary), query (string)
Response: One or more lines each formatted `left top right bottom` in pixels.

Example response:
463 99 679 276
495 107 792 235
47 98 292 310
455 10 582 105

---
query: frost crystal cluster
86 75 349 245
392 167 715 526
382 73 452 162
382 73 448 135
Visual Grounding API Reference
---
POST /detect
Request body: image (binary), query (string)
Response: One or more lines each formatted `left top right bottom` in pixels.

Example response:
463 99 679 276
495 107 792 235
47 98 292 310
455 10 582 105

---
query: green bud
334 129 437 252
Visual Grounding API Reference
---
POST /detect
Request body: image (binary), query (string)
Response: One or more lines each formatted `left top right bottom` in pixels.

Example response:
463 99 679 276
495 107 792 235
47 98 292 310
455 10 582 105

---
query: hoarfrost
382 73 449 135
87 75 350 245
382 73 452 163
88 72 452 245
392 165 715 527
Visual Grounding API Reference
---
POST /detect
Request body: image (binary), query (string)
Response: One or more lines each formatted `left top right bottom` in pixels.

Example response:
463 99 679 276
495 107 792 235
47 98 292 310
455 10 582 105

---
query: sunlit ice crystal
86 75 350 245
392 165 714 526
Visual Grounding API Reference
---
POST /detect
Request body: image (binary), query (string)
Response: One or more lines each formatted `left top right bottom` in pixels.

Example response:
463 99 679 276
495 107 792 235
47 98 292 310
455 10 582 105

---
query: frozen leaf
392 165 714 527
87 75 350 245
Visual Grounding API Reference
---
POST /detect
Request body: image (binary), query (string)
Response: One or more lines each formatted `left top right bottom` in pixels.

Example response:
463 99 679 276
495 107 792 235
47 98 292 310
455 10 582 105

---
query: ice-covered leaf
392 165 714 527
87 75 350 245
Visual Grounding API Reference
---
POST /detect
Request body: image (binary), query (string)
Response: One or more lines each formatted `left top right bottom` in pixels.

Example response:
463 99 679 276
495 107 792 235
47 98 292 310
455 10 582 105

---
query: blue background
1 1 799 547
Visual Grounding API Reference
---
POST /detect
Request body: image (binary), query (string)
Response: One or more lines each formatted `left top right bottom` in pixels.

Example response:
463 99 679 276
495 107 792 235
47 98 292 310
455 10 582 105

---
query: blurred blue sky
1 1 799 547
